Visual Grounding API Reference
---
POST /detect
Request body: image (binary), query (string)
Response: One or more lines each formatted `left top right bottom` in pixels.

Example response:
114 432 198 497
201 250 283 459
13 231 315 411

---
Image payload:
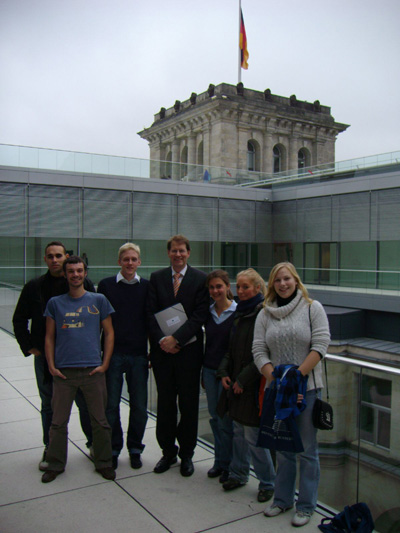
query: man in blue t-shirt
97 243 149 470
41 256 116 483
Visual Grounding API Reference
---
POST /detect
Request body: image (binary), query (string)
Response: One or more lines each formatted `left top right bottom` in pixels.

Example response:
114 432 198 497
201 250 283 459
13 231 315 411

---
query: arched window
197 141 204 180
165 151 172 179
298 149 306 172
197 141 204 166
273 146 281 173
247 141 256 171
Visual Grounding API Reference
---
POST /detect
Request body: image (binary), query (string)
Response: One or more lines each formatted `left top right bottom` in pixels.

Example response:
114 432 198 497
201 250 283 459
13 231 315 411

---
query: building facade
138 83 349 181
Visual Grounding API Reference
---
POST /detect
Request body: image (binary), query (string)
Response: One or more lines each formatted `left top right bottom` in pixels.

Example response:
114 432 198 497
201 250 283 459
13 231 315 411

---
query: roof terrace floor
0 330 326 532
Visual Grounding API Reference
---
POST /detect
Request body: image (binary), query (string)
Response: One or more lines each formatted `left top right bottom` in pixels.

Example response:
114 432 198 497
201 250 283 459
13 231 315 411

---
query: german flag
239 9 249 70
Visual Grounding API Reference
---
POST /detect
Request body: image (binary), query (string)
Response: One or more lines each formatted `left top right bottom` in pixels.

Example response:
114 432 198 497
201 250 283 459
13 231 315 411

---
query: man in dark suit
147 234 209 477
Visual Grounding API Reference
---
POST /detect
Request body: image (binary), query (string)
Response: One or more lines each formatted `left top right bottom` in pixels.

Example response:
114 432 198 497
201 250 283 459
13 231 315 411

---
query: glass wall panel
221 243 249 278
251 243 272 281
292 243 304 277
0 237 25 286
79 238 127 284
304 243 319 284
339 242 376 288
321 243 337 285
378 241 400 290
273 242 295 264
304 243 337 285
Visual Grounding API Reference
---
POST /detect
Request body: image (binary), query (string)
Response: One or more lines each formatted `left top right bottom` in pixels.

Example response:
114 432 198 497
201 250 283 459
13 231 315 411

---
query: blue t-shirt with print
44 291 114 368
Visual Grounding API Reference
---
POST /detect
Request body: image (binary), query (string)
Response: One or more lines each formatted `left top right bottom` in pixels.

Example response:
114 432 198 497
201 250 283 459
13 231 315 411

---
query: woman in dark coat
217 268 275 503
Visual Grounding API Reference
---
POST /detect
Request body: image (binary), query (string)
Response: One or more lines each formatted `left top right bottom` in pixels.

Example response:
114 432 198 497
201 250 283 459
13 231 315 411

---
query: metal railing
1 143 399 188
2 265 399 292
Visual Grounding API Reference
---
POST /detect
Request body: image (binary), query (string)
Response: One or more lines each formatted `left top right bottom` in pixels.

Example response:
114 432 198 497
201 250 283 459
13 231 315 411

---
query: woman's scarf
236 292 264 315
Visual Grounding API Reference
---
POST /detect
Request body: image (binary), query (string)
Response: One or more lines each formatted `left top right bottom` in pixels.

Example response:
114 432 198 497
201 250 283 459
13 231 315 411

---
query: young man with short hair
97 243 149 470
41 256 115 483
13 241 94 470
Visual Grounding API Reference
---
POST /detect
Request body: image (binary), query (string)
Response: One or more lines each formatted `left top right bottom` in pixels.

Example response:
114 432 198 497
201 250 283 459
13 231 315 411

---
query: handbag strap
309 303 329 401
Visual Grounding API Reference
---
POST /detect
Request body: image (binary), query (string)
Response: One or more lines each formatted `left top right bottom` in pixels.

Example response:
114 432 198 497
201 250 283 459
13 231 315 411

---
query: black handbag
313 398 333 430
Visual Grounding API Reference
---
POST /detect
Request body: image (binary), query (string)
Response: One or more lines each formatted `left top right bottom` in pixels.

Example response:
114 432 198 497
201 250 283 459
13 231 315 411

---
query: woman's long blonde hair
236 268 267 297
265 262 311 305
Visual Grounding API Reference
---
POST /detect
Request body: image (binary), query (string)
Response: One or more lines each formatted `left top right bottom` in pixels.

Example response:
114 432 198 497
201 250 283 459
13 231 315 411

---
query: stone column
203 122 211 168
149 137 163 179
262 132 273 176
187 134 196 179
171 139 180 181
288 133 299 172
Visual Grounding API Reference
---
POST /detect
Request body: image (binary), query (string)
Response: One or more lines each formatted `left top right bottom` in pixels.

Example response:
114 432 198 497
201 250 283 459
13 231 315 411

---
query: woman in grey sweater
252 262 330 528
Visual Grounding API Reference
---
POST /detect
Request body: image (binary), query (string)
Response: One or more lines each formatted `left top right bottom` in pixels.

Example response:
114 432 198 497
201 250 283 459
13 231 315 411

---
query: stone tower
138 82 349 183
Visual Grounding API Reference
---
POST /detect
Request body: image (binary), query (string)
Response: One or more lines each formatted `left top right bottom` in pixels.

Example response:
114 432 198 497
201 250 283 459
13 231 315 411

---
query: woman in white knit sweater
252 262 330 528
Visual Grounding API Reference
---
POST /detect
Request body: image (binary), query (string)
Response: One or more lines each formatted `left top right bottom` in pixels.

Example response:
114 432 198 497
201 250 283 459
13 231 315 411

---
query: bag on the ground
312 397 334 430
318 502 374 532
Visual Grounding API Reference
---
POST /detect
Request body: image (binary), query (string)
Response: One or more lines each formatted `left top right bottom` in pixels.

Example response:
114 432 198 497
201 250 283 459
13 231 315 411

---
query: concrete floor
0 330 325 532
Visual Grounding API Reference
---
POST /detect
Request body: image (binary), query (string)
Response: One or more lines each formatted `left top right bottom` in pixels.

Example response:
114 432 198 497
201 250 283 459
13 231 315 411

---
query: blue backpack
318 502 374 533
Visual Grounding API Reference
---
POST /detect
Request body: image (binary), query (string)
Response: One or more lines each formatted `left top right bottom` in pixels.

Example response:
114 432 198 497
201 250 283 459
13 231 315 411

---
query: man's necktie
173 272 181 297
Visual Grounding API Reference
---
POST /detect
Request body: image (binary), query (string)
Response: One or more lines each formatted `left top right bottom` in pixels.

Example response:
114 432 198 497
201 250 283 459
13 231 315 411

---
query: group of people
13 234 330 528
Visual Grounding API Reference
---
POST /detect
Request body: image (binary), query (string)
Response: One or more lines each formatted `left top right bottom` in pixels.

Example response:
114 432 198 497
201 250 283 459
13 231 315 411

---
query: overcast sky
1 0 399 164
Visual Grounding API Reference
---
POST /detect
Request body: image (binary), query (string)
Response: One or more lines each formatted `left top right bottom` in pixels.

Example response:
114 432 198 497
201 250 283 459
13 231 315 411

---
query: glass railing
2 265 399 293
1 280 399 531
301 267 400 292
1 143 399 188
240 150 400 189
315 355 400 532
0 143 152 180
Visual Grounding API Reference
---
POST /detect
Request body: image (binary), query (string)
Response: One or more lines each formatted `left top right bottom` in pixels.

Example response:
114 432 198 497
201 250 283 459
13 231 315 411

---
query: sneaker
264 504 291 517
292 510 311 527
130 453 142 469
258 489 274 503
222 477 246 491
219 470 229 484
39 447 49 472
96 467 116 481
41 469 64 483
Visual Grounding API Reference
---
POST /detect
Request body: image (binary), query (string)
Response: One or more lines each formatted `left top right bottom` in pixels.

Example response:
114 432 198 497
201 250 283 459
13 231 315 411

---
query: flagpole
238 0 242 84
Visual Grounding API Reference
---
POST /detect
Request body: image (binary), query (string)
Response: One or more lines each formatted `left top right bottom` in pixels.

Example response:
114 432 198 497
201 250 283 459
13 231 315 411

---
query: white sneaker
291 510 311 527
264 504 286 517
38 447 49 472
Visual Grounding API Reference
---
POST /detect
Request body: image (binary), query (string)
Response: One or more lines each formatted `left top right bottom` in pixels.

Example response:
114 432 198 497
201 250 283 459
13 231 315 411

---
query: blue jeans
105 352 148 456
273 388 320 514
202 367 233 470
34 353 92 447
230 421 275 490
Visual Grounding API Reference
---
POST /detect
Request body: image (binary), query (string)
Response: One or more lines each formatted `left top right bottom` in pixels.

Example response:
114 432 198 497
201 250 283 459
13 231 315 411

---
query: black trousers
151 347 202 459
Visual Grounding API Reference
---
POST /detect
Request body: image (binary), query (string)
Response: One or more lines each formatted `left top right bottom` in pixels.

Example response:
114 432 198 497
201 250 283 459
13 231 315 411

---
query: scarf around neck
236 292 264 315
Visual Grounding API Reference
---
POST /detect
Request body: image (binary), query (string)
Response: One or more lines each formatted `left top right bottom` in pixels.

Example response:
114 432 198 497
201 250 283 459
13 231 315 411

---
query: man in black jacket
147 235 209 477
13 241 93 470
